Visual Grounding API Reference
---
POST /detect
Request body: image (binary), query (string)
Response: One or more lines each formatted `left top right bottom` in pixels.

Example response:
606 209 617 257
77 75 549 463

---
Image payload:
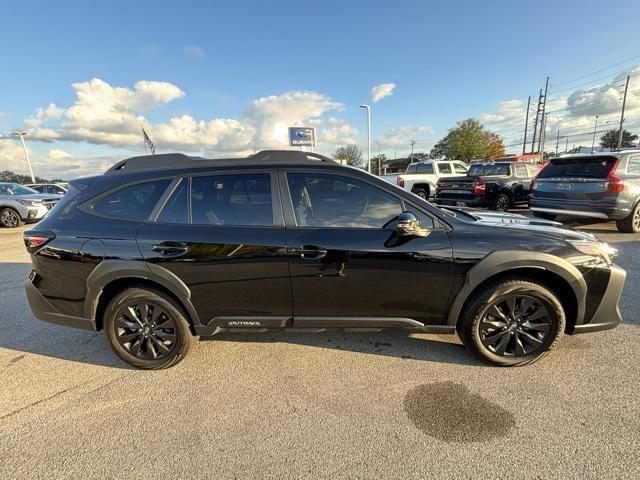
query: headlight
16 199 42 207
568 240 617 265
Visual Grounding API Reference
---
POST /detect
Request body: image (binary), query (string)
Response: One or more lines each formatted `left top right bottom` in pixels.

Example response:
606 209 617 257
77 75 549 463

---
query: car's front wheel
104 287 197 369
0 208 25 228
458 279 565 366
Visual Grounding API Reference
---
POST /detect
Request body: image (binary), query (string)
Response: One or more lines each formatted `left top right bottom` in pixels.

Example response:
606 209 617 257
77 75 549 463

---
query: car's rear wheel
492 193 510 212
533 211 557 221
458 279 565 366
104 287 196 369
0 208 24 228
616 202 640 233
412 187 429 200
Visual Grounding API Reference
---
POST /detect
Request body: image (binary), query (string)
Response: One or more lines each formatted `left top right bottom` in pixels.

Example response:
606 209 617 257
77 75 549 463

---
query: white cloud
22 79 349 158
371 83 396 102
48 149 70 159
0 139 29 172
184 46 205 58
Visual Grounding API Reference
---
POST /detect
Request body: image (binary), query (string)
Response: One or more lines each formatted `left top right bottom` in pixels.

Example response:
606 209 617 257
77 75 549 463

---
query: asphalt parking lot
1 216 639 479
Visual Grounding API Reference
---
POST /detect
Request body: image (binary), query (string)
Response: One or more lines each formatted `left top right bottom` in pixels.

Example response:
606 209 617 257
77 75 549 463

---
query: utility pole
409 139 416 160
522 96 531 155
12 131 35 183
537 77 549 154
376 141 382 175
530 89 543 153
565 138 569 153
591 115 599 153
617 75 630 150
555 129 560 155
540 112 548 157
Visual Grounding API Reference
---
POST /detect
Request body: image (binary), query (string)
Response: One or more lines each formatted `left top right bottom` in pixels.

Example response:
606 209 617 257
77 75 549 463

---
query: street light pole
12 131 35 183
359 104 371 173
591 115 599 154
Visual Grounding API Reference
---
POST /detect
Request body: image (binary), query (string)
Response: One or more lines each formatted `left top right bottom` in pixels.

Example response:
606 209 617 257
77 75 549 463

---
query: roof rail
248 150 336 163
106 153 205 173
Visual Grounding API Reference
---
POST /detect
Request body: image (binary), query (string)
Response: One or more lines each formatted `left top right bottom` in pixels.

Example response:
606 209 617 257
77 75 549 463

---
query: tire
412 187 429 200
0 208 25 228
457 279 565 367
533 211 557 221
104 287 197 369
492 193 510 212
616 202 640 233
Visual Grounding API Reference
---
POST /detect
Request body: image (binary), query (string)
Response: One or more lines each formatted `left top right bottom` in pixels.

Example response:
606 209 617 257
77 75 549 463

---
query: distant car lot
1 216 639 478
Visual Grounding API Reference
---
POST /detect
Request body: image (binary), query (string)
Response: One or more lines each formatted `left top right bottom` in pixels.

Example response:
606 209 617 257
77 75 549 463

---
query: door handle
152 242 188 257
294 245 328 260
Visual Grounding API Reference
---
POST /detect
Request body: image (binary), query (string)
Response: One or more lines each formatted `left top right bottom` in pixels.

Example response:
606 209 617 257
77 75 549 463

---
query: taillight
23 231 55 253
530 163 547 192
436 182 442 192
397 177 405 188
474 180 486 196
606 158 624 192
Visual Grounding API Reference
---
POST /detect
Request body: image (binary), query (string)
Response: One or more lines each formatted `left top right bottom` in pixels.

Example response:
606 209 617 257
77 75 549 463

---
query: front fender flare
446 250 587 327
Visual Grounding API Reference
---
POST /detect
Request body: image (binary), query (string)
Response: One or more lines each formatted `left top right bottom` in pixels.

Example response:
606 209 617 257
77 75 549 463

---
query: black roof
106 150 336 175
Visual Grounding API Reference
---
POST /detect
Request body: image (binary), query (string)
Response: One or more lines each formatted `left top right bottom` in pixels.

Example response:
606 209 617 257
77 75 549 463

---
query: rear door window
191 173 273 226
157 179 189 224
437 162 452 174
537 157 618 179
94 179 171 221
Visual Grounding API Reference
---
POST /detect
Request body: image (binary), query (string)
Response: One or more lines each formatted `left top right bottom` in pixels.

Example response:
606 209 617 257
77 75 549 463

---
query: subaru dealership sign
289 127 316 147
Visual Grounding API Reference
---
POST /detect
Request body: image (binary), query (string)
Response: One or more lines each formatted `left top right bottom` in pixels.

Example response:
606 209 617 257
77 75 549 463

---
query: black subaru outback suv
24 151 626 369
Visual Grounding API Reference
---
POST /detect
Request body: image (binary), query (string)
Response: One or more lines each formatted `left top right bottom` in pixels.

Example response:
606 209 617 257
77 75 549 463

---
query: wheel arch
447 251 586 333
85 260 205 334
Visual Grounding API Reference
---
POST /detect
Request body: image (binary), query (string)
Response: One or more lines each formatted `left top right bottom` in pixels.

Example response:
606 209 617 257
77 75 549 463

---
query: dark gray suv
529 151 640 233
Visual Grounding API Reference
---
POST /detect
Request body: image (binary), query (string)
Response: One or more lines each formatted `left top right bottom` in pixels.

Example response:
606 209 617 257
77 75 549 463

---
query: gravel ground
0 217 638 479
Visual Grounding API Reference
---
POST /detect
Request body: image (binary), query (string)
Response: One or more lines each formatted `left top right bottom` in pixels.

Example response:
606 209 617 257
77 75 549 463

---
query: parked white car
396 160 468 199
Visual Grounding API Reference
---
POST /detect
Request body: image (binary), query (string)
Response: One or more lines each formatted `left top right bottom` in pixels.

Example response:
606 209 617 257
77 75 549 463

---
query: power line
551 52 640 87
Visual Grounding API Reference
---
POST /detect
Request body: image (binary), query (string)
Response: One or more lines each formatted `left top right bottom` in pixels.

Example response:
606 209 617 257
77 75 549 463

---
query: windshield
468 164 510 176
537 157 617 179
0 183 39 195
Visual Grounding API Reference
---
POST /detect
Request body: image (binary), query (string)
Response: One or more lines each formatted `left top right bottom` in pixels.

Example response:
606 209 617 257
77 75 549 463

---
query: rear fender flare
84 260 202 328
446 250 587 326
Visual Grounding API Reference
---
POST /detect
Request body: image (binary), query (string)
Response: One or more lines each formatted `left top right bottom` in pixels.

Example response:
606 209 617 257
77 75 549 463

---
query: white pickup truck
395 160 468 199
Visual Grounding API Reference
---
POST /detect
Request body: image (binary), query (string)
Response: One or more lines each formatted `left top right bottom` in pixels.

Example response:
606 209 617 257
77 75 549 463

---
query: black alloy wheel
458 279 565 366
1 208 23 228
114 302 178 360
479 295 551 357
104 287 196 369
493 194 510 212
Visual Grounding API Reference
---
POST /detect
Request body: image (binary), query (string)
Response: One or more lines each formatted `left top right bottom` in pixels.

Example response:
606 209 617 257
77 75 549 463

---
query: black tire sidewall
104 288 195 369
413 188 428 199
460 281 565 366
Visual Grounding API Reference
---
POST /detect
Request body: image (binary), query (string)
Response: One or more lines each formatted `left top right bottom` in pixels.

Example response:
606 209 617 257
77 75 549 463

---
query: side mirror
395 212 430 238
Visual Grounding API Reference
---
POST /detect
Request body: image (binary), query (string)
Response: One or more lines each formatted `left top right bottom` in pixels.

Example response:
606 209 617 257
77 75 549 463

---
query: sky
1 0 640 178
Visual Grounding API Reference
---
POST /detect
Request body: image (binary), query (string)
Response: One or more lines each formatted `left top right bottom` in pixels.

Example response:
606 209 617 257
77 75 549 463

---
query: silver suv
0 182 61 228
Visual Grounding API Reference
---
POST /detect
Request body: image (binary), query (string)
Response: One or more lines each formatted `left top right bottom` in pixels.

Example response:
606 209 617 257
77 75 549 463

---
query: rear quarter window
538 157 617 179
93 179 171 221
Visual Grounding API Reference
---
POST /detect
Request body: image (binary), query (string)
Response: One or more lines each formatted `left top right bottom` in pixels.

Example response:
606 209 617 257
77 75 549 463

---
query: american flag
142 127 155 155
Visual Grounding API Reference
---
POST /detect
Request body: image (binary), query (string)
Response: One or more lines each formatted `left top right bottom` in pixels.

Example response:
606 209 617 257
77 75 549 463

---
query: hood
440 207 596 241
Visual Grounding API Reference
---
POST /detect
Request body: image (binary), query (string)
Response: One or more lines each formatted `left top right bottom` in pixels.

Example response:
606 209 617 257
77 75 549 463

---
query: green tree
600 129 638 150
429 119 504 162
408 151 429 163
333 145 363 168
